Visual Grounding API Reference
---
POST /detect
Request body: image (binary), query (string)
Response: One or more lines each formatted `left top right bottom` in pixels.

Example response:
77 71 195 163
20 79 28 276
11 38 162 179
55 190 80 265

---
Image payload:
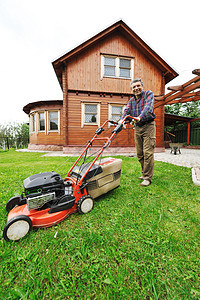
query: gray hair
130 78 143 88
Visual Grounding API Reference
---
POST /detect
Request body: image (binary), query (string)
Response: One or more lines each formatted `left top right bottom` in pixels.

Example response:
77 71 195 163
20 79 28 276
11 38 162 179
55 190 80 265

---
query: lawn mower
3 115 137 241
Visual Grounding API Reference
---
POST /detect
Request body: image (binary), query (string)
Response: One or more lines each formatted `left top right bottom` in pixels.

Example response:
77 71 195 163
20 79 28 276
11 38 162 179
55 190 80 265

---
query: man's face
131 81 143 97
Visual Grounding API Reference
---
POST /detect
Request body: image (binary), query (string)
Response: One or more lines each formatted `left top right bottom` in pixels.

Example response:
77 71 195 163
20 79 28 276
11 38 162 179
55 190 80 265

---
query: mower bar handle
121 115 138 124
66 117 133 180
112 115 138 134
95 120 118 135
66 120 115 178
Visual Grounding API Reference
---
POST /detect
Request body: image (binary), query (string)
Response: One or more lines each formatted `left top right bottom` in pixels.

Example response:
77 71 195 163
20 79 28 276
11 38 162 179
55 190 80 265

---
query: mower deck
7 204 77 228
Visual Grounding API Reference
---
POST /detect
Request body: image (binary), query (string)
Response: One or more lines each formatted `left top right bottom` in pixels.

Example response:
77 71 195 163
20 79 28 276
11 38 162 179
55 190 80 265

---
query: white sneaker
140 180 151 186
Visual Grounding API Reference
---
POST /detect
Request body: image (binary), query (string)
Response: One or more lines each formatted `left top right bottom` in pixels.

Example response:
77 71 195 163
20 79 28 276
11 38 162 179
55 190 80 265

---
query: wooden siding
66 92 164 147
64 31 165 147
66 32 163 95
29 103 65 146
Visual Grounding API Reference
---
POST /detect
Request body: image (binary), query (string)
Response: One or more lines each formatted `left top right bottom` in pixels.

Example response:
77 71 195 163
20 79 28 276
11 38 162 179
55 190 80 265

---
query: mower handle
95 120 118 135
121 115 138 124
112 115 138 134
66 117 135 180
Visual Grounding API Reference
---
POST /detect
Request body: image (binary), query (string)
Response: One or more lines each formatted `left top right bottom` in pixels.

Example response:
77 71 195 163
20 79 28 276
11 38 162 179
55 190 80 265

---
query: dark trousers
134 121 156 182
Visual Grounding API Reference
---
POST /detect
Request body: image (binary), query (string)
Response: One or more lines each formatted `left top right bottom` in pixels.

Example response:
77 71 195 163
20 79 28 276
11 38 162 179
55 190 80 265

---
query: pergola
155 69 200 145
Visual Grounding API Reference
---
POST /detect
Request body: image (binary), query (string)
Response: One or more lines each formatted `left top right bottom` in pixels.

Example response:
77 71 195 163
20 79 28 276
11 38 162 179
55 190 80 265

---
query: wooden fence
174 127 200 145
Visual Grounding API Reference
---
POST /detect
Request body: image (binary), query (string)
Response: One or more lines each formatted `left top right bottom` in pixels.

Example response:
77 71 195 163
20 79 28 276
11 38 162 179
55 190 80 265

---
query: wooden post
187 121 191 146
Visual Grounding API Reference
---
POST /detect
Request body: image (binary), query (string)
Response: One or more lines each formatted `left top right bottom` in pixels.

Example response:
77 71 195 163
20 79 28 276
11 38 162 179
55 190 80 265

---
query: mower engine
23 171 65 210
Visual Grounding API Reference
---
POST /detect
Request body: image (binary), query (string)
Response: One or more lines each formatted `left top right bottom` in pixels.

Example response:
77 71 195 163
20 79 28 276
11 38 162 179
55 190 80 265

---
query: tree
165 103 183 115
0 122 29 149
165 100 200 118
182 101 200 118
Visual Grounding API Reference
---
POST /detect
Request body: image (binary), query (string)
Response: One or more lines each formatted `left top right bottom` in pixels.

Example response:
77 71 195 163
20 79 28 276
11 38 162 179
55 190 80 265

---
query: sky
0 0 199 124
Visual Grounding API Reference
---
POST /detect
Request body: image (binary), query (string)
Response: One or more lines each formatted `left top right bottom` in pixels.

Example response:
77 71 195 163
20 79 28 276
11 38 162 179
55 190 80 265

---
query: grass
0 149 200 299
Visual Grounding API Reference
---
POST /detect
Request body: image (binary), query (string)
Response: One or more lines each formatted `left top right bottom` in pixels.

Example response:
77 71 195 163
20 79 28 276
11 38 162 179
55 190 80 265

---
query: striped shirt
121 90 156 125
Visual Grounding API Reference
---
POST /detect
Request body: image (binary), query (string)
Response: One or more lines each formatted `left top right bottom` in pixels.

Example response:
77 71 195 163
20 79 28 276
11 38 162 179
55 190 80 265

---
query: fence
174 127 200 145
0 136 29 150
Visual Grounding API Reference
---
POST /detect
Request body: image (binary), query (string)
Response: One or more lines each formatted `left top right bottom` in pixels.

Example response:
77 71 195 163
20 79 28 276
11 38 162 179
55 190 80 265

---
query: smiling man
121 78 156 186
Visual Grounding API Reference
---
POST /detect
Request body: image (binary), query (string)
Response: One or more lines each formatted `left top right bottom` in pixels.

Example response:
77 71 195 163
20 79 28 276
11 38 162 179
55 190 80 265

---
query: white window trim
29 114 33 133
81 102 100 128
108 103 126 128
47 110 60 135
101 54 134 80
30 113 37 134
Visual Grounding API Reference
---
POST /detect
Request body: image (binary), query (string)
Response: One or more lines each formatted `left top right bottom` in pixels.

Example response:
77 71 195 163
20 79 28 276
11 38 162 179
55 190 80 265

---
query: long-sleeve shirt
121 90 156 125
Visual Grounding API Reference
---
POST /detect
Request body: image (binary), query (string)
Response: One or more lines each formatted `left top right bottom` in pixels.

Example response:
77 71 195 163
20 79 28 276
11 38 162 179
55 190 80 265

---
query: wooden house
23 20 178 152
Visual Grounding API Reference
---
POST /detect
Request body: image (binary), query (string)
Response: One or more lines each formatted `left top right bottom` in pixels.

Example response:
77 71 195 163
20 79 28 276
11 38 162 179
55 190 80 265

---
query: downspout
62 63 68 145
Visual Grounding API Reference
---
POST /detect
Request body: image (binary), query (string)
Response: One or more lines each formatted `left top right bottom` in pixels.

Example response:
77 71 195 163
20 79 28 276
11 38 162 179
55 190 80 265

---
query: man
121 78 156 186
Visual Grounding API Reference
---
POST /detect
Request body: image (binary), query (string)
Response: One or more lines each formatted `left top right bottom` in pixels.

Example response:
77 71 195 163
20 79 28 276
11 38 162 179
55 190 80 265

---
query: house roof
165 113 194 126
23 100 63 114
52 20 178 88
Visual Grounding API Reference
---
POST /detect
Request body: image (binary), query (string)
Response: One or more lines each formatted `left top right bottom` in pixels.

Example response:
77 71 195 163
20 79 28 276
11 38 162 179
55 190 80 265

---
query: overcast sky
0 0 199 124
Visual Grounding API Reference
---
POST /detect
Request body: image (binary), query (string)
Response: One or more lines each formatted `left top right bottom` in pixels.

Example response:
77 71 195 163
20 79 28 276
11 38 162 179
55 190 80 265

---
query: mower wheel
3 215 32 242
6 196 20 212
77 195 94 214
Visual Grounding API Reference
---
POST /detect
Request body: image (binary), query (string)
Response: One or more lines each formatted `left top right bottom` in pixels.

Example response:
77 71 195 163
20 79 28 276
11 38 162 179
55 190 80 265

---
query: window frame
38 111 46 132
30 113 37 133
108 103 126 127
47 110 60 134
81 102 100 128
101 54 134 80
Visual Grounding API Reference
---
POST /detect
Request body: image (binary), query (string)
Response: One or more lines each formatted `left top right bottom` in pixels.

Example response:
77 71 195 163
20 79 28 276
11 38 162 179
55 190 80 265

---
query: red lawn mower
3 116 136 241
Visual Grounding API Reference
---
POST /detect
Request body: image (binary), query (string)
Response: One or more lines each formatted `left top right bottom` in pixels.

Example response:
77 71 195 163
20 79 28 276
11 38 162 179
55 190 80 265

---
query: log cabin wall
67 91 133 146
64 32 165 147
67 32 163 94
28 103 65 149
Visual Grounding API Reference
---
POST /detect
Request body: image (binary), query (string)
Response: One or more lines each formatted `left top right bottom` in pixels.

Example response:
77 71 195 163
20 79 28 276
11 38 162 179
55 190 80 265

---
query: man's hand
134 117 141 122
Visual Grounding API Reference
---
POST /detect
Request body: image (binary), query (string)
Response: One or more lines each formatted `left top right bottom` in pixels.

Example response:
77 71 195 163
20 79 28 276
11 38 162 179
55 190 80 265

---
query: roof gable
52 20 178 87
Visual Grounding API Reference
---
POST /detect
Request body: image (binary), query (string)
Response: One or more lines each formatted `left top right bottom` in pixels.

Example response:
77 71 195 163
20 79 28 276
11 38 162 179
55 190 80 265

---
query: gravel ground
154 148 200 168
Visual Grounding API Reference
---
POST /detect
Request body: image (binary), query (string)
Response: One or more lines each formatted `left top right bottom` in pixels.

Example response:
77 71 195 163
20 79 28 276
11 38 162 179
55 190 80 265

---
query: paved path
17 148 200 185
41 148 200 168
154 148 200 168
154 149 200 185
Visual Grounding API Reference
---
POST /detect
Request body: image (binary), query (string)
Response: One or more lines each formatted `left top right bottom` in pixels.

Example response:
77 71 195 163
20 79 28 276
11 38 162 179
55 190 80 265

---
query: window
39 112 45 131
101 55 134 79
29 110 60 134
81 103 100 127
104 57 116 76
46 110 60 134
33 114 36 132
119 58 131 78
108 104 126 126
30 113 36 132
49 111 58 130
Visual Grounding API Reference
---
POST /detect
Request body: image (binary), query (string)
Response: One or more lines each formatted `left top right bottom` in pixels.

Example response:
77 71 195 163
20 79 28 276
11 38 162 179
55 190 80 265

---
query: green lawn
0 149 200 299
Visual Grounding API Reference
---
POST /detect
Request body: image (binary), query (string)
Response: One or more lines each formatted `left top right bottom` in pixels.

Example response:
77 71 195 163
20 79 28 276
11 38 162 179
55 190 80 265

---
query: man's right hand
134 117 141 122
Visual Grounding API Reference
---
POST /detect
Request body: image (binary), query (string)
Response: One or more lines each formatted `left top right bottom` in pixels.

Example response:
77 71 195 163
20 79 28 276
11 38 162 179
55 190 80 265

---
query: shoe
138 176 143 180
140 180 151 186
